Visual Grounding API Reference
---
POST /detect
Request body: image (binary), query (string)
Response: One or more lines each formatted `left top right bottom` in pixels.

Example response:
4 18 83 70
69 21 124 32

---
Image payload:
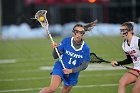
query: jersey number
68 58 76 66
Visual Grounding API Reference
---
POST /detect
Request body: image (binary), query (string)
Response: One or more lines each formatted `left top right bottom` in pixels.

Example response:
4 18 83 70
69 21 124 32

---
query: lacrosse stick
90 52 110 63
90 52 140 72
34 10 66 69
118 65 140 72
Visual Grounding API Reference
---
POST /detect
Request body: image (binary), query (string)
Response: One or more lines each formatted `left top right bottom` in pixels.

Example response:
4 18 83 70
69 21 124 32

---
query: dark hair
73 20 97 32
84 20 97 32
121 22 134 31
73 24 84 31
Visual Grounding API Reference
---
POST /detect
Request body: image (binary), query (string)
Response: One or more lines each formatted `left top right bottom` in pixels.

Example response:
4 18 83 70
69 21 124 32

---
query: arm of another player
111 54 133 67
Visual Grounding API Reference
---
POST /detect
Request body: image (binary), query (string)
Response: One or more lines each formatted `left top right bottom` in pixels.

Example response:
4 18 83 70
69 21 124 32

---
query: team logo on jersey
66 50 83 58
127 50 136 55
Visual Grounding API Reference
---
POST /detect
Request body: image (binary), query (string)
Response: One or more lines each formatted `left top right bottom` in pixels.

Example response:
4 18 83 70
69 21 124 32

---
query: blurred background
0 0 140 39
0 0 140 93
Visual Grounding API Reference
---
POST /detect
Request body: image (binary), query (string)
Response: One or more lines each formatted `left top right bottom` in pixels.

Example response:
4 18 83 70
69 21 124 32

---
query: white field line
40 66 53 70
0 88 41 93
0 64 124 74
86 64 124 71
40 64 124 71
0 57 52 64
0 59 16 64
0 73 122 82
0 77 49 82
0 69 42 74
0 84 118 92
75 84 118 88
79 73 122 77
11 57 52 63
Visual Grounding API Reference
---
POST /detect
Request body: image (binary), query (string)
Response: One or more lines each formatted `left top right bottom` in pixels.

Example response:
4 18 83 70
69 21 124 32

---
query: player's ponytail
84 19 97 32
73 20 97 33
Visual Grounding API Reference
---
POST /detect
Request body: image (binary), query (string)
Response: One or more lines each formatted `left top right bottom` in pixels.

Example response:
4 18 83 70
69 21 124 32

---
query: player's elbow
82 62 89 70
52 49 62 59
52 54 58 59
52 49 59 59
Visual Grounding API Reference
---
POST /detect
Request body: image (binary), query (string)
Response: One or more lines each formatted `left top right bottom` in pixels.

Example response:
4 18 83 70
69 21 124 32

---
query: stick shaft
121 65 140 72
47 29 66 69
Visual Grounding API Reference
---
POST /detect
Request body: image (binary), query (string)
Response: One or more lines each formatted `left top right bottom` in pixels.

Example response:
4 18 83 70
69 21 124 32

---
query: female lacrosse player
39 22 96 93
111 22 140 93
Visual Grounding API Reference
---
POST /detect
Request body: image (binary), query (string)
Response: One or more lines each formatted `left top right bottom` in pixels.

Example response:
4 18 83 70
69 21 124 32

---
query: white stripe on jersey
122 36 140 70
71 37 85 51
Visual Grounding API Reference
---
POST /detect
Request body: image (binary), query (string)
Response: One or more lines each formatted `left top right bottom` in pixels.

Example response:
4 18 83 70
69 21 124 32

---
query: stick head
35 10 47 20
90 52 102 63
34 10 49 28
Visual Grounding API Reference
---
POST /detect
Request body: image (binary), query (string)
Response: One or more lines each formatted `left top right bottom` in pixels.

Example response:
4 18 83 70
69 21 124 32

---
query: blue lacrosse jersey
51 37 90 86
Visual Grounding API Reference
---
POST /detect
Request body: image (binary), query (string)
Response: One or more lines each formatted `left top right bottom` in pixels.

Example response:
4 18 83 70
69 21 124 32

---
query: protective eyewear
120 31 128 35
73 30 85 35
120 29 129 32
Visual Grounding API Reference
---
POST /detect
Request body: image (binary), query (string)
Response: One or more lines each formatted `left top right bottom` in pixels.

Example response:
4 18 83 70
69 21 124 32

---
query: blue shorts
51 62 79 86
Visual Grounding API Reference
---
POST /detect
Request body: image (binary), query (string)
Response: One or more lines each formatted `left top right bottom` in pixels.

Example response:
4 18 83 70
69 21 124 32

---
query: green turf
0 36 132 93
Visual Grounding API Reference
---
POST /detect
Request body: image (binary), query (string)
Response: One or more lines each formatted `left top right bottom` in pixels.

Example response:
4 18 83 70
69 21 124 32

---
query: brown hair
73 24 84 31
84 20 97 32
121 22 134 31
121 22 134 34
73 20 97 32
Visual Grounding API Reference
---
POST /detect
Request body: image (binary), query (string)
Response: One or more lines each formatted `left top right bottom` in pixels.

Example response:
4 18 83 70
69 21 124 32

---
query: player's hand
51 42 57 48
111 61 118 67
63 69 72 74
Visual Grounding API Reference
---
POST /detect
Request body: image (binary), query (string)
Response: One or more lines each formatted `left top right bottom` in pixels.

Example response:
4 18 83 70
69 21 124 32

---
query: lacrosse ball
39 16 45 22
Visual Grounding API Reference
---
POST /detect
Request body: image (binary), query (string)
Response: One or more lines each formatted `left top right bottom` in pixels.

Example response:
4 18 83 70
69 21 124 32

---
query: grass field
0 36 133 93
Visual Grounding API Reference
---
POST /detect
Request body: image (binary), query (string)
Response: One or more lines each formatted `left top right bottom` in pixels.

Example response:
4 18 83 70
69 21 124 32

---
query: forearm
72 62 89 73
52 48 61 59
117 55 133 65
117 59 133 65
